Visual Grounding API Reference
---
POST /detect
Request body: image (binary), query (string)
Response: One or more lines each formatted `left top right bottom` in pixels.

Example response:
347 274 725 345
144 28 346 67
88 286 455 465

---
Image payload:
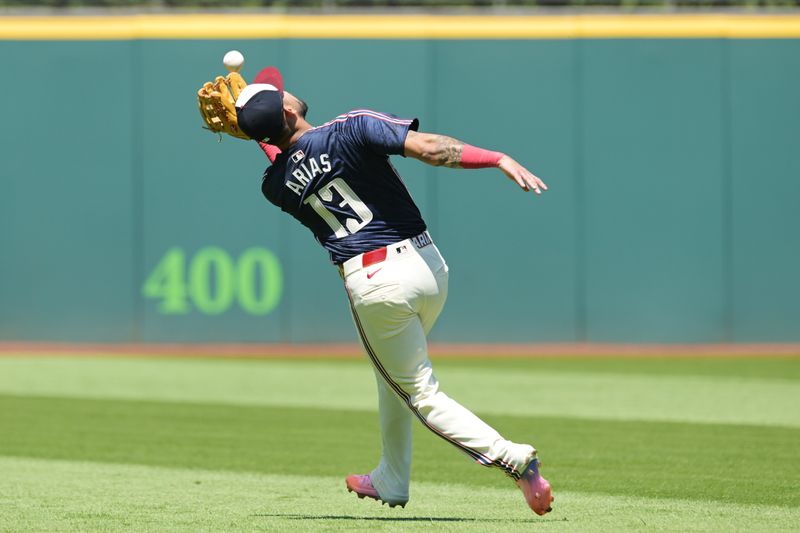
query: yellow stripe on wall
1 14 800 40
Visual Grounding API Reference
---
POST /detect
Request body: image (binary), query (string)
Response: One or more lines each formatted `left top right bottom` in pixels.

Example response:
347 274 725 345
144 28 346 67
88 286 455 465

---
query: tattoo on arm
434 135 463 168
405 131 465 167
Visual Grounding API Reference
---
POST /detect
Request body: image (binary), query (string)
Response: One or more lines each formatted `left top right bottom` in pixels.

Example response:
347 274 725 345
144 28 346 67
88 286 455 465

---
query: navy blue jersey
261 110 427 264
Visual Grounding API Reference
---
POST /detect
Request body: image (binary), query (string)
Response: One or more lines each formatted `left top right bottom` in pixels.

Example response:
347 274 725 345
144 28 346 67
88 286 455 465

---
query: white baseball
223 50 244 72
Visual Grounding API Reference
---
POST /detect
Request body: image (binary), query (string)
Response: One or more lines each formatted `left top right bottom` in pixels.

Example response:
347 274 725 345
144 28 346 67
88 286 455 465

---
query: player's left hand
197 72 250 140
498 155 548 195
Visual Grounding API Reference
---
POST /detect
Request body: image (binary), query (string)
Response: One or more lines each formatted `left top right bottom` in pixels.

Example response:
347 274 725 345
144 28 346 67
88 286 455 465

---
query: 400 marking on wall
142 247 283 315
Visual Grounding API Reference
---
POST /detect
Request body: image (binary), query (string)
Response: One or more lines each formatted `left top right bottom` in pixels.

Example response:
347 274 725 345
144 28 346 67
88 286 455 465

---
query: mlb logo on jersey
291 150 306 163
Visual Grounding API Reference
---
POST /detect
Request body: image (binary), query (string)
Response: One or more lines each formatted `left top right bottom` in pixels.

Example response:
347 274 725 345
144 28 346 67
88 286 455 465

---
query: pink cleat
516 458 553 516
345 474 407 508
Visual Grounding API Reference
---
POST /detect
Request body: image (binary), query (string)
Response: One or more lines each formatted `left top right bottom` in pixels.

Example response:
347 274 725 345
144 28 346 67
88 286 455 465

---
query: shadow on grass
254 513 564 523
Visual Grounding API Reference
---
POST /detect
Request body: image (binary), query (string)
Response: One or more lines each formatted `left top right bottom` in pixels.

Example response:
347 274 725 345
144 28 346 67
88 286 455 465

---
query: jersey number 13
303 177 373 239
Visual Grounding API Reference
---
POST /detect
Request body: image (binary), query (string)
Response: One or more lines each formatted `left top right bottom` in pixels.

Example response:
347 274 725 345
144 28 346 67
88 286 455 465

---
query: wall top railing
2 13 800 39
1 0 799 9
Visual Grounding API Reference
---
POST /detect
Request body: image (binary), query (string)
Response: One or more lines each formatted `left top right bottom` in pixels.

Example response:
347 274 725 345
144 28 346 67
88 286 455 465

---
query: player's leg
345 298 426 505
369 370 412 503
345 288 413 506
407 247 552 515
364 253 445 498
347 244 537 483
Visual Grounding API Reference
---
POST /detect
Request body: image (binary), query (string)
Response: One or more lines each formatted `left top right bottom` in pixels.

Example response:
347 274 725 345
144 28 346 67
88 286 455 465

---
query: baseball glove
197 72 249 140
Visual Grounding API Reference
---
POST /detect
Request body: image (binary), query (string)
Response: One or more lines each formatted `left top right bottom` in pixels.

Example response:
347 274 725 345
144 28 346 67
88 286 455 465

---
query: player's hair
296 97 309 118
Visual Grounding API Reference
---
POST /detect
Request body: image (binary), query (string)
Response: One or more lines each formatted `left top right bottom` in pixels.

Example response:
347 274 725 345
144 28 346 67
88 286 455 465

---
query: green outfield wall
1 16 799 343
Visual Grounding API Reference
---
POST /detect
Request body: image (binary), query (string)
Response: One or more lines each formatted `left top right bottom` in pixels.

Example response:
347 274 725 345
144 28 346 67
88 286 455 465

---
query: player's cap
236 66 285 142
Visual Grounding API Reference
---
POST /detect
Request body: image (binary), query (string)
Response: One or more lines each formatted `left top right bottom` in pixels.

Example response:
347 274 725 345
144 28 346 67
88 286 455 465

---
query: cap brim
253 66 284 95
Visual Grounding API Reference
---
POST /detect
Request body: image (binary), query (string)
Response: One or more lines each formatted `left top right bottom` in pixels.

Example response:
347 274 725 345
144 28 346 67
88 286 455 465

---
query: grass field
0 354 798 531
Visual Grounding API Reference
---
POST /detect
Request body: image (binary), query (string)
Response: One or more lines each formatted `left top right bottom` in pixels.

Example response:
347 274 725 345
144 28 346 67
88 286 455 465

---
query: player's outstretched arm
403 131 547 195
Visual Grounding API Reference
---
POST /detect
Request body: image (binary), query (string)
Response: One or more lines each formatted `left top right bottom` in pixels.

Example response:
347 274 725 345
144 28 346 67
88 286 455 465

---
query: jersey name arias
261 110 427 264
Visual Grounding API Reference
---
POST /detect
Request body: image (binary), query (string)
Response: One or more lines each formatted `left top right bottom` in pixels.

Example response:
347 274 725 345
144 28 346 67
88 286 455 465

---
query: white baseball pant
341 231 536 504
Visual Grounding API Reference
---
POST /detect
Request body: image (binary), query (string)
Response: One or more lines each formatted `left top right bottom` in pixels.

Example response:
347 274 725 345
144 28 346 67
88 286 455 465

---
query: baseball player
198 66 553 515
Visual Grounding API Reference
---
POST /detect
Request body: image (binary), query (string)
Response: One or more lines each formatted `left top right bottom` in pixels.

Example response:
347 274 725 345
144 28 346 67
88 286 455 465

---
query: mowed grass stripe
5 353 800 379
1 357 798 427
1 457 797 533
1 394 797 507
434 355 800 380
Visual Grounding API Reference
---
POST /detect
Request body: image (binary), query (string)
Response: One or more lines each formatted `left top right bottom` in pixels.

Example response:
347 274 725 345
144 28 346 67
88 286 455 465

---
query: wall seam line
131 39 144 343
574 39 587 343
721 38 734 342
